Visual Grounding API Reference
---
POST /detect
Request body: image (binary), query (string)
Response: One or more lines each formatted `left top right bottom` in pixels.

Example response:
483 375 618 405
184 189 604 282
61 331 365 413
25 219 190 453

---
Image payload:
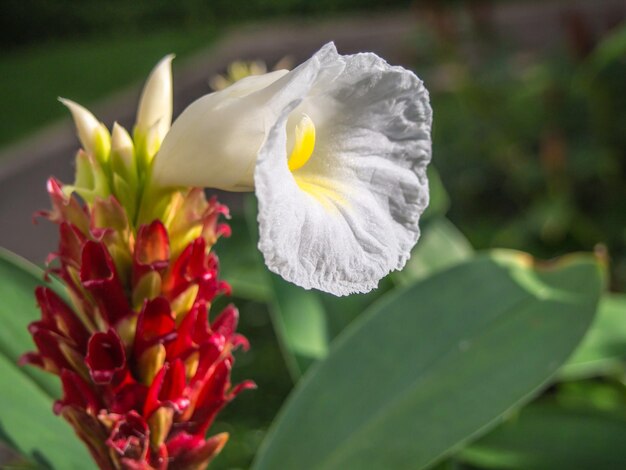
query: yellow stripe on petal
288 113 316 172
295 175 348 213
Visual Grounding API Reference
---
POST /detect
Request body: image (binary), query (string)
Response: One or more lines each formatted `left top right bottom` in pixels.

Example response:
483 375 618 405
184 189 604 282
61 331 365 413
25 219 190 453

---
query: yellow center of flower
287 113 316 172
287 114 347 212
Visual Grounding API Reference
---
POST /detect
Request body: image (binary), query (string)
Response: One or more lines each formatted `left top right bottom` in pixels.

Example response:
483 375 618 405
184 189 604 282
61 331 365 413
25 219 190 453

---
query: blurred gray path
0 1 623 264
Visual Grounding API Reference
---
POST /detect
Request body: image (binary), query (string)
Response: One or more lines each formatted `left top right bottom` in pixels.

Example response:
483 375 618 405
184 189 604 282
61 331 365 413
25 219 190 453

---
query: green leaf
0 441 37 469
268 275 396 380
216 215 271 302
0 249 94 467
268 275 330 379
554 380 626 412
319 277 395 344
578 21 626 85
559 293 626 380
460 402 626 469
0 353 95 469
422 166 450 221
252 250 602 470
393 217 473 284
0 248 62 398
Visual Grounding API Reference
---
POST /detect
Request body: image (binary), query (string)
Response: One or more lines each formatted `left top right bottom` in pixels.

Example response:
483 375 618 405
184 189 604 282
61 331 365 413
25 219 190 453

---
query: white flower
153 43 432 296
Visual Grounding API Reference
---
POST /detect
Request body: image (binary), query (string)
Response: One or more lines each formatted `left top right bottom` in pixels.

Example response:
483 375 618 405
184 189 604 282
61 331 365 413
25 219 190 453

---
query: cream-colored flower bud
135 54 174 149
111 122 134 157
110 122 136 182
59 98 110 161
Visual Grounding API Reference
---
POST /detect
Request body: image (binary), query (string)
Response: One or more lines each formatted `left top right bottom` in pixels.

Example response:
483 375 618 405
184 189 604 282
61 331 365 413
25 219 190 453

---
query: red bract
80 240 132 326
21 180 254 469
86 329 127 385
134 221 170 283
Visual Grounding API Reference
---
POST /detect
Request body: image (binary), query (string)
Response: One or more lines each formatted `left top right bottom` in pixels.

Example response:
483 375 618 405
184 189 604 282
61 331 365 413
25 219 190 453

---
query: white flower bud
59 98 110 159
135 54 174 148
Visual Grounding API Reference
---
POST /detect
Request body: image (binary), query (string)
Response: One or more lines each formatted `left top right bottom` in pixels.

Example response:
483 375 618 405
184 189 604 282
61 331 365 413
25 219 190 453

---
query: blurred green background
0 0 413 146
1 0 625 469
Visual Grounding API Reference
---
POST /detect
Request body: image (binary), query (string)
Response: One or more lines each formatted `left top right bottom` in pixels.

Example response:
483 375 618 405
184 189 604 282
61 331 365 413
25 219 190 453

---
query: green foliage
393 217 474 284
0 0 413 49
252 251 602 470
0 250 94 469
461 399 626 469
0 249 63 397
0 27 217 147
0 354 96 469
579 23 626 85
265 273 397 380
260 215 474 380
217 216 271 302
422 165 451 222
266 275 329 379
561 293 626 380
429 20 626 290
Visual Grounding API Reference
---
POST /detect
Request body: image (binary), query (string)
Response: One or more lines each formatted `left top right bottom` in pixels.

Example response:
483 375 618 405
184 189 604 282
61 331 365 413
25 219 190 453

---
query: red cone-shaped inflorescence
21 179 254 469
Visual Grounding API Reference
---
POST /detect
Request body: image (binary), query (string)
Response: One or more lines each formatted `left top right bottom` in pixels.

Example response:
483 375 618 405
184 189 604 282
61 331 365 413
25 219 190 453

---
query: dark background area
1 0 415 50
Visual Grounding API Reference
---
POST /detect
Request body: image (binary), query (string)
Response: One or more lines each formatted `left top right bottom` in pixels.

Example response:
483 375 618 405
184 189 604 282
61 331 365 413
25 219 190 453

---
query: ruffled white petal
255 43 431 296
136 54 174 146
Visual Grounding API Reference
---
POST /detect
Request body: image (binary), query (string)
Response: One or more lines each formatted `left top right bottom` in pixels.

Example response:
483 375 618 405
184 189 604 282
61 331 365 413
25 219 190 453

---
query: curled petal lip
85 329 127 384
106 411 150 460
